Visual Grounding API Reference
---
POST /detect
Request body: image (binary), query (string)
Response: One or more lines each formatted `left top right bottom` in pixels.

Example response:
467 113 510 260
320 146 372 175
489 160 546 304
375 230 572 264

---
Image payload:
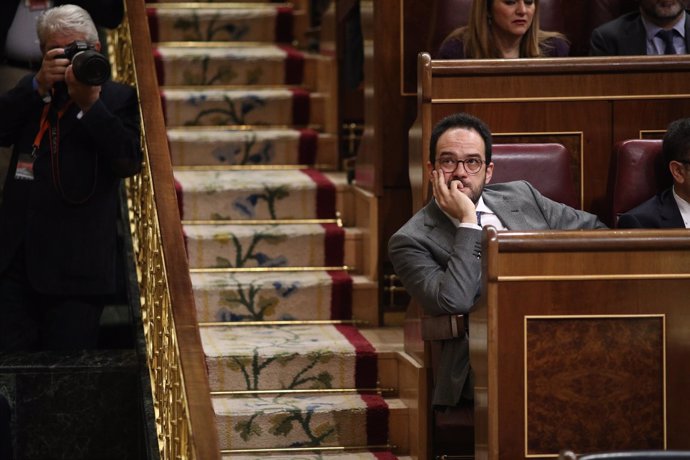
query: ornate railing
108 1 221 459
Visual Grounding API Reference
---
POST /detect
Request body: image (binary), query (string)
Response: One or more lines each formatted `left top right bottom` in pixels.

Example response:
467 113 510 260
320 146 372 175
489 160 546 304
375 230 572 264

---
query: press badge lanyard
31 100 71 158
32 99 98 204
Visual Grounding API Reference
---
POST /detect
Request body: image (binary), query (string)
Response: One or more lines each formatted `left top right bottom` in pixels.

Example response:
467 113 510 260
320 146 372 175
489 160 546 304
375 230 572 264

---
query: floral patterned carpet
146 0 400 456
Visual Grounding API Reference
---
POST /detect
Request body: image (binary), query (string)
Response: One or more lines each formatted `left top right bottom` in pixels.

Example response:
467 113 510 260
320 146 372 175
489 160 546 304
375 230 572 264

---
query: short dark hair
429 112 492 164
663 118 690 165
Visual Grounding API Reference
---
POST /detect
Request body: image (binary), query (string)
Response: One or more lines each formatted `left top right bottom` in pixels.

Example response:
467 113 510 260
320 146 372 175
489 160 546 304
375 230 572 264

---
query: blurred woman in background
437 0 569 58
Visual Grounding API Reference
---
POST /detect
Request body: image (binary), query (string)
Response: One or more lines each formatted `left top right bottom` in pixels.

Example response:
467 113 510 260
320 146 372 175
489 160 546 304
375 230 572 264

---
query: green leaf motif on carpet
228 348 336 391
184 94 266 126
212 230 288 268
268 408 337 447
211 133 275 165
173 12 250 42
216 276 300 321
233 185 290 220
183 56 239 85
235 412 263 442
219 282 280 321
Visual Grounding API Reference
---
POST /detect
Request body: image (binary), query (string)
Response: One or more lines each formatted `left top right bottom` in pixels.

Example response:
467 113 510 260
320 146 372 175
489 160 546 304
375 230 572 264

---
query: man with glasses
618 118 690 229
388 112 605 408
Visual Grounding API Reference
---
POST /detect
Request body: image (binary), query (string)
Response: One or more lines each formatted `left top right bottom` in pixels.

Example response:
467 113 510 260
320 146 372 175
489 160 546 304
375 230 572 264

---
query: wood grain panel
526 316 664 454
471 229 690 459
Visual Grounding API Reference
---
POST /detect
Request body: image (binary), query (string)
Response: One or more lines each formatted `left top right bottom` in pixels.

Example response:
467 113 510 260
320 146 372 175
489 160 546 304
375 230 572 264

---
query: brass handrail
109 1 221 459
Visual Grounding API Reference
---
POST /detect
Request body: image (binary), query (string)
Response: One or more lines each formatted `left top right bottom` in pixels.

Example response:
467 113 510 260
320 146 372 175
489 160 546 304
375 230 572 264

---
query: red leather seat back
610 139 672 226
491 143 579 209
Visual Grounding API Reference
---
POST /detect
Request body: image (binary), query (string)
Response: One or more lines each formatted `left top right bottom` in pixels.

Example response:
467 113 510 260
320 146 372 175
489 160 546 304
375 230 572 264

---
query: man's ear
485 161 494 184
426 161 434 181
669 161 686 184
94 41 102 52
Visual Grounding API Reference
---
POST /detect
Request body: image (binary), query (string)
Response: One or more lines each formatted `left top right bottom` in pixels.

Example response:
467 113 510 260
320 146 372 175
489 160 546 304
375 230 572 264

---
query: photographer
0 4 141 351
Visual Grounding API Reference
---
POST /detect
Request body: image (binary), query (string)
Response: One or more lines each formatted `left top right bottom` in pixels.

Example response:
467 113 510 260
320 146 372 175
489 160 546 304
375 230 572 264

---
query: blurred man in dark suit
618 118 690 229
0 4 140 351
590 0 690 55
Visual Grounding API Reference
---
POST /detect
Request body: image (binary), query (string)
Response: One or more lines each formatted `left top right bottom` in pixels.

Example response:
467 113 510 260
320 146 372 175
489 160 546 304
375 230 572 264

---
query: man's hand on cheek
433 172 476 223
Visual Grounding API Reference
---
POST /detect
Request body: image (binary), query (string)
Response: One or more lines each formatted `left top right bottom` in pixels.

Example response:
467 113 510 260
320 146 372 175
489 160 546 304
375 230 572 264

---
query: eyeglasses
436 157 485 175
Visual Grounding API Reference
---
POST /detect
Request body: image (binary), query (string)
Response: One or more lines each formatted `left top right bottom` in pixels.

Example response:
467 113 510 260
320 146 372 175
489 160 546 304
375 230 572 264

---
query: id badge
15 153 35 181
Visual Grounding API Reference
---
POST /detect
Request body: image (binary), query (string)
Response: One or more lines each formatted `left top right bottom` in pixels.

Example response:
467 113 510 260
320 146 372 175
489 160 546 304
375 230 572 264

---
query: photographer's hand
65 66 100 112
35 48 70 97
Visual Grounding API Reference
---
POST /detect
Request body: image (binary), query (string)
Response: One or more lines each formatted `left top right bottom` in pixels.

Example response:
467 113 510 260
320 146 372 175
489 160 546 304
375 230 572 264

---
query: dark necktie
476 211 482 227
657 29 676 55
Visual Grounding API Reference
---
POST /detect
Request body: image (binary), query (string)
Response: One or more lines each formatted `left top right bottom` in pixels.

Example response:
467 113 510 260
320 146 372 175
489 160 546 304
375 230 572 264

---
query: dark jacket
617 187 686 228
437 35 570 59
590 10 690 56
0 74 140 296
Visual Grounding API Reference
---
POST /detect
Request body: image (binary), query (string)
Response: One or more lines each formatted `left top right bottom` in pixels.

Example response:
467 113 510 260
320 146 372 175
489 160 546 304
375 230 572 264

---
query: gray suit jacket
590 10 690 56
388 181 607 406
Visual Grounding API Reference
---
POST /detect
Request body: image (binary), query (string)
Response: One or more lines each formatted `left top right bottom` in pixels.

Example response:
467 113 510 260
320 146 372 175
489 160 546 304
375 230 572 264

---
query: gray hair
36 4 99 49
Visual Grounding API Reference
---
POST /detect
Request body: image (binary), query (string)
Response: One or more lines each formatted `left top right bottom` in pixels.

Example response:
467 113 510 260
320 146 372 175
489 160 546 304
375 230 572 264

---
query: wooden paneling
471 228 690 459
413 54 690 225
526 316 664 453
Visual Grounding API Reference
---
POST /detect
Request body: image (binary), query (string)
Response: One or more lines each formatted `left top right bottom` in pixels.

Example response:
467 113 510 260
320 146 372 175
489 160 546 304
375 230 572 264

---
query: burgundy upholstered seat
492 143 579 209
609 139 672 227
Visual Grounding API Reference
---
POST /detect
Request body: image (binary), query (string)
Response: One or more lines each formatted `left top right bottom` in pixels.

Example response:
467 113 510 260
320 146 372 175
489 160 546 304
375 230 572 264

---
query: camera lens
72 50 110 86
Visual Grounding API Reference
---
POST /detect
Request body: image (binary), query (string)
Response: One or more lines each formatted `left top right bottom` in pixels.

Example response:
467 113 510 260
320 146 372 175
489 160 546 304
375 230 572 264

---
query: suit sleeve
616 213 642 228
589 27 612 56
388 225 482 316
79 84 141 178
0 75 44 148
523 181 608 229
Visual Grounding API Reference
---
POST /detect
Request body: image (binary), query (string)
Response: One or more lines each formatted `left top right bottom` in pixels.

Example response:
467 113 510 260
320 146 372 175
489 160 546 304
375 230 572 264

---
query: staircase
144 1 409 458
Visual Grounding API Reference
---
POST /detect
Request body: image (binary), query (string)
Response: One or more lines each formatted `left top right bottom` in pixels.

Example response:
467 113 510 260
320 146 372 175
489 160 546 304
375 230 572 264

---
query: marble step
173 169 347 221
167 127 338 169
153 43 334 93
184 222 345 269
200 324 377 392
161 87 329 128
191 271 379 325
213 392 401 451
147 3 309 44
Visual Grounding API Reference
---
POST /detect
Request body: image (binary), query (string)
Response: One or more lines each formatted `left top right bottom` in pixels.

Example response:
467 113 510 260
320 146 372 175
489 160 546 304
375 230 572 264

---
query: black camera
61 41 110 86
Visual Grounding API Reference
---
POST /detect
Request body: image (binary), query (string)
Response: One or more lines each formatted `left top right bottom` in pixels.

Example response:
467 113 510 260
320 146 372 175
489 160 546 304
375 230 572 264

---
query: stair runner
145 1 403 458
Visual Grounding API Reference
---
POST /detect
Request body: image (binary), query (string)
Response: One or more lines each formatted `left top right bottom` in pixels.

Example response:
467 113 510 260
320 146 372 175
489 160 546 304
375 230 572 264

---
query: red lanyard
30 99 95 204
31 100 72 158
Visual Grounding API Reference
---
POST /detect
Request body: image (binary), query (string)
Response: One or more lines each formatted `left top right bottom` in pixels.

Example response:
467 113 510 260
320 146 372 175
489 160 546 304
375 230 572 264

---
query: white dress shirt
672 187 690 228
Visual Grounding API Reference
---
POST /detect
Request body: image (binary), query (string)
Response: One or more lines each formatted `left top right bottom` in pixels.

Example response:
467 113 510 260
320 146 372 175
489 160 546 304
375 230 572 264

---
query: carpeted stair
146 1 405 457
